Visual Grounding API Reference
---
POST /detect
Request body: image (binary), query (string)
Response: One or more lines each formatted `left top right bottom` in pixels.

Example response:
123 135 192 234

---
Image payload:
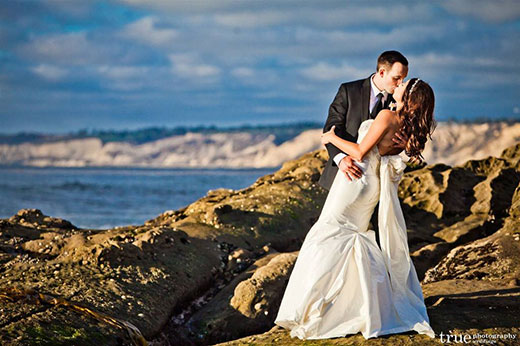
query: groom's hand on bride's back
391 129 409 151
339 156 363 181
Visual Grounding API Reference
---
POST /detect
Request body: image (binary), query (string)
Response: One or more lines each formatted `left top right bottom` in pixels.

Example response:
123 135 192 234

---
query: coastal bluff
1 121 519 169
1 142 520 345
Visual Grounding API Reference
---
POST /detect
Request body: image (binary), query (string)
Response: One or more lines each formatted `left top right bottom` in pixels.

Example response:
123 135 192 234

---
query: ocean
0 166 278 229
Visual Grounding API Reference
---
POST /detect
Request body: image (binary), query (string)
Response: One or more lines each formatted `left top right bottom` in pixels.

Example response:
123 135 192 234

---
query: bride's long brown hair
397 78 436 164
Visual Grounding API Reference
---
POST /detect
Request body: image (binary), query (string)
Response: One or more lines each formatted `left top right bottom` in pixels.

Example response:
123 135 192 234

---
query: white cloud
97 65 150 80
320 25 446 52
253 105 312 114
23 32 91 63
230 67 282 88
43 0 96 18
96 65 152 91
411 52 519 71
442 0 520 23
32 64 68 80
409 52 520 88
143 24 440 73
168 54 220 78
457 73 519 89
292 4 433 29
18 31 120 66
214 11 287 28
231 67 255 78
118 0 240 13
301 62 370 81
411 53 462 68
119 1 434 28
120 16 178 46
95 65 177 91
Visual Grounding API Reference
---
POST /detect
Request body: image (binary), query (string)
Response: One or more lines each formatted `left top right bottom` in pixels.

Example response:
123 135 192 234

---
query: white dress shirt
369 74 388 113
333 74 387 166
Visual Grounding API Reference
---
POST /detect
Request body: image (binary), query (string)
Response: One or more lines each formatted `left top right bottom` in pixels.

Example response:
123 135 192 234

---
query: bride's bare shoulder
375 109 397 124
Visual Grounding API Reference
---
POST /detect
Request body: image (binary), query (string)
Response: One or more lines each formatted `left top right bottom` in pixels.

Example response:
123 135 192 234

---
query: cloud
168 53 221 78
19 32 105 65
97 65 149 79
17 29 157 68
410 52 518 72
409 52 520 89
31 64 68 80
457 72 518 89
42 0 97 18
230 67 282 88
216 4 434 29
442 0 520 23
231 67 255 78
120 16 178 46
119 1 435 28
301 62 370 81
214 11 288 28
118 0 241 13
94 64 175 91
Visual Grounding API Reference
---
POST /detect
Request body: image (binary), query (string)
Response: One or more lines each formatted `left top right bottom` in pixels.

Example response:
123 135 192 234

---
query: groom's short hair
377 51 408 71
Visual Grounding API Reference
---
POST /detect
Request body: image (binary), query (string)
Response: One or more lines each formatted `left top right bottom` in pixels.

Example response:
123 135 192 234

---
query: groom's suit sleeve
323 83 349 167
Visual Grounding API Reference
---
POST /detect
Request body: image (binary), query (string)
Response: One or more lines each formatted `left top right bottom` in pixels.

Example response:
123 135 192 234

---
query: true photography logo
438 330 517 344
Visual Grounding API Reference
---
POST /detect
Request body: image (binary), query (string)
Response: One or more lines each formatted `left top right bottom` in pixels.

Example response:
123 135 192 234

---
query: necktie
370 92 384 119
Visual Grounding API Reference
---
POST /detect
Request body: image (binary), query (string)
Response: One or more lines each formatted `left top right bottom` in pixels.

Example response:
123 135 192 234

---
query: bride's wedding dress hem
275 318 434 340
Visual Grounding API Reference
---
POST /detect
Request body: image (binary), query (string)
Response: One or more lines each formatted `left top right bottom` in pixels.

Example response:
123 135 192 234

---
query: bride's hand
321 125 336 145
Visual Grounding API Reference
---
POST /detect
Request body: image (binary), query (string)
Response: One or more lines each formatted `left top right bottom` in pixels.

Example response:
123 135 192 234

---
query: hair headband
409 78 421 94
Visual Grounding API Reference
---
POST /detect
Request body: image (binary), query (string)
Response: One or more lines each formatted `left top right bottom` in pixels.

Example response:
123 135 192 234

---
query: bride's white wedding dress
274 119 435 340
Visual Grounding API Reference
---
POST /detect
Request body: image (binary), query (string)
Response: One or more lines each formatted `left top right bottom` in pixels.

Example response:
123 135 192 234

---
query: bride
274 78 437 340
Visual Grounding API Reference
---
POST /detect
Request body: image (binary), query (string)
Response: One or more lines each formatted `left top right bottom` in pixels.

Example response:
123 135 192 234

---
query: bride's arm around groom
320 109 396 161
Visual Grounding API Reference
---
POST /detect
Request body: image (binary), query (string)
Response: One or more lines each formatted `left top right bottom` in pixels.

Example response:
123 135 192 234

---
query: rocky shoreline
1 143 519 345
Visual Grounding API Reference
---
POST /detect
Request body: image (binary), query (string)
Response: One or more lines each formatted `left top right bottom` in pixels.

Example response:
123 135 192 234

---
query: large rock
403 144 520 279
163 250 298 345
423 176 520 284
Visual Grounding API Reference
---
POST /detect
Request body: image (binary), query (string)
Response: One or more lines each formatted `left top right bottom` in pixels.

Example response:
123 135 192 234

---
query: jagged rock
423 180 520 284
423 228 513 283
8 208 77 230
400 142 520 281
226 247 255 272
230 252 298 319
166 251 298 345
411 241 454 280
498 143 520 170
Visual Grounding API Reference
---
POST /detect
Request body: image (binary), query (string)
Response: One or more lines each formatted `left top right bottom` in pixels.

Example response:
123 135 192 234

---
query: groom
318 51 409 239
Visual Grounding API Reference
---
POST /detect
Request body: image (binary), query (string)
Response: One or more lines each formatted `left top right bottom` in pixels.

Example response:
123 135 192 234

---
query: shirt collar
370 74 388 102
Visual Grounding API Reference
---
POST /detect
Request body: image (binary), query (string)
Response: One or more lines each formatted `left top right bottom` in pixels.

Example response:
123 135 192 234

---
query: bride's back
376 111 404 156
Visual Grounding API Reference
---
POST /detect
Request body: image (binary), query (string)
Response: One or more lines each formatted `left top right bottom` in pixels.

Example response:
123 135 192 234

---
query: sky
1 0 519 134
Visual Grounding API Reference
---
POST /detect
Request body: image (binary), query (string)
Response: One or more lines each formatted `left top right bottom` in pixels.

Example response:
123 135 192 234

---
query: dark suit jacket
318 75 394 191
318 75 394 244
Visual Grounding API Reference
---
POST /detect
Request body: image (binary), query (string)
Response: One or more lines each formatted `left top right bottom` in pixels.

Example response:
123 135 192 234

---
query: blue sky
1 0 519 134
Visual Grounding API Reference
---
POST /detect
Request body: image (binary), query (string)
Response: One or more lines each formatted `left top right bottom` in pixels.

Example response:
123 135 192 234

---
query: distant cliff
1 121 519 168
